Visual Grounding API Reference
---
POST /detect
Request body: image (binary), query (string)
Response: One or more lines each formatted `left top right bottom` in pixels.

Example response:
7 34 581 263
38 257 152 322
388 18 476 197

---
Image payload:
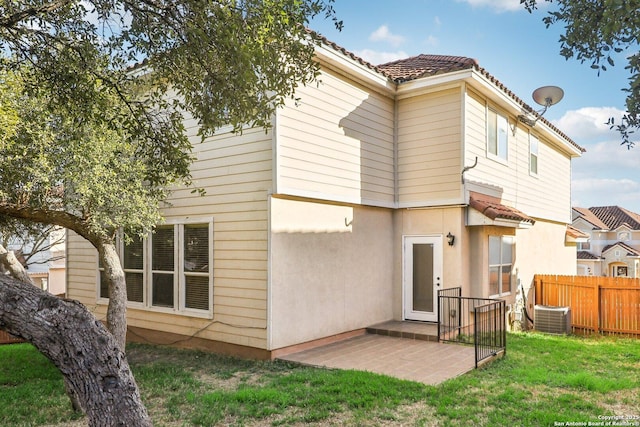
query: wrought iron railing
438 288 506 368
474 300 506 368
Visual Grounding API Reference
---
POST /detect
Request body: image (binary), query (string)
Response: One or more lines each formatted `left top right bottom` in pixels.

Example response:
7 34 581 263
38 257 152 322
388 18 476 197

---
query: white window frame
529 133 539 176
489 235 514 297
97 217 214 318
487 108 509 163
577 233 591 251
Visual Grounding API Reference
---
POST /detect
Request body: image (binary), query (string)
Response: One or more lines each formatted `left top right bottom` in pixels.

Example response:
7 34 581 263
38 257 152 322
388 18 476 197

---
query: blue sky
310 0 640 213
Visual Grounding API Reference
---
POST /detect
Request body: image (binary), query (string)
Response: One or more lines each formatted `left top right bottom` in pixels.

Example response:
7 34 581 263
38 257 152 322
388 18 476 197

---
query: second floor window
487 109 508 161
530 134 539 175
577 241 591 251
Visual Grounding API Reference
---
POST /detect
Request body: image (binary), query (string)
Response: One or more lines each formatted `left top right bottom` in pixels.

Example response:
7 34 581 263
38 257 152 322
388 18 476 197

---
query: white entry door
403 236 443 322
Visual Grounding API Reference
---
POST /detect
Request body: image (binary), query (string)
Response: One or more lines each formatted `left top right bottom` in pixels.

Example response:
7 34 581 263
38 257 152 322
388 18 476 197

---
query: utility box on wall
534 305 572 334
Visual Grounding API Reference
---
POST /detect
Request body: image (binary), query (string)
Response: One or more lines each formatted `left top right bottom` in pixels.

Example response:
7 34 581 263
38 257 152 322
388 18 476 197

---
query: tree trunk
0 273 151 426
0 243 84 412
98 241 128 351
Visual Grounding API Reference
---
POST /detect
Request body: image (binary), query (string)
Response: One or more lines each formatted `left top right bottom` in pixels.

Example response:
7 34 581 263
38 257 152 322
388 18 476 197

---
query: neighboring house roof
573 206 640 231
602 241 640 257
468 192 535 225
573 207 609 230
310 30 584 155
577 251 600 260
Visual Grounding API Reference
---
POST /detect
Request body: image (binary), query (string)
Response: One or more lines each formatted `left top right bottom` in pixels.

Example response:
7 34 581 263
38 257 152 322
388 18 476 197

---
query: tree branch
0 0 74 29
0 203 100 248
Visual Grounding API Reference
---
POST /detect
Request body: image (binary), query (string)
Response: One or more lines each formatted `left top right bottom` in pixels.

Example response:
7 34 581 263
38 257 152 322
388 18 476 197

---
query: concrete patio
278 321 478 385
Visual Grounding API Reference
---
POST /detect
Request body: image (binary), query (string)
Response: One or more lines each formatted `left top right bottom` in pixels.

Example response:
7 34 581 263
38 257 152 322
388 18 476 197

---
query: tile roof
577 251 600 260
469 192 535 225
602 241 640 257
574 206 640 231
376 54 479 81
309 30 584 154
573 207 609 230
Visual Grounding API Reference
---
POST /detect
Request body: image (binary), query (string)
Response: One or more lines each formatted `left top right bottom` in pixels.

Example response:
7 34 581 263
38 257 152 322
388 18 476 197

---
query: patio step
366 320 439 342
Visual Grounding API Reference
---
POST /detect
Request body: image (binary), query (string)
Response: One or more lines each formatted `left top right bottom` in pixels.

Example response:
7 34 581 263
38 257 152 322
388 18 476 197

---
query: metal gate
438 288 506 368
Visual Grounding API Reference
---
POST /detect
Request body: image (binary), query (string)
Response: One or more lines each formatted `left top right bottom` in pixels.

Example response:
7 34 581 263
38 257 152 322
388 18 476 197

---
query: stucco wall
515 220 577 291
269 197 394 349
393 207 467 319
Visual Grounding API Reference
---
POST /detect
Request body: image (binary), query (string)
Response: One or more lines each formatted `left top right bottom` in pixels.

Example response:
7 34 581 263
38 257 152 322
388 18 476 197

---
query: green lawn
0 332 639 426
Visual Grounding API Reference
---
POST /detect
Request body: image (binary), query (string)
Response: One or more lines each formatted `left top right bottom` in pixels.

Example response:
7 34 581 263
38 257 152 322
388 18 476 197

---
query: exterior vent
534 305 571 334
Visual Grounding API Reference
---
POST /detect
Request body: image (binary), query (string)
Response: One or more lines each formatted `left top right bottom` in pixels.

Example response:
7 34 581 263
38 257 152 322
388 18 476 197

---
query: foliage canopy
0 0 341 242
523 0 640 147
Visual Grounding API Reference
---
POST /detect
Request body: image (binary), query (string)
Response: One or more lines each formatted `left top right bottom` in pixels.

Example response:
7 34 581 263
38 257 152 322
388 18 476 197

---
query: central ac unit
534 305 571 334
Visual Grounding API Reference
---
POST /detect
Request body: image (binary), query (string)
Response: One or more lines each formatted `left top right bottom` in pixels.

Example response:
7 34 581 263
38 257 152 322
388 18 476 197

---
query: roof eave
395 68 474 98
467 70 584 158
314 43 396 95
394 67 583 157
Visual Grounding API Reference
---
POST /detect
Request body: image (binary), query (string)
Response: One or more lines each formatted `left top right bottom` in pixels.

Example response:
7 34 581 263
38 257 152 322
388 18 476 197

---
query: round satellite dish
532 86 564 107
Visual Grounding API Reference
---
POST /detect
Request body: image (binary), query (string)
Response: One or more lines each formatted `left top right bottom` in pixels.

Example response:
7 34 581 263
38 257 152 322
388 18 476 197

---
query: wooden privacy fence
0 329 24 345
534 275 640 336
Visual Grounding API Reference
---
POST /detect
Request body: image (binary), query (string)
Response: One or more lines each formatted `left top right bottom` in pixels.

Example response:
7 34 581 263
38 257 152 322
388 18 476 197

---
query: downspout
461 157 478 184
393 83 403 321
460 83 478 191
393 86 399 208
266 110 278 354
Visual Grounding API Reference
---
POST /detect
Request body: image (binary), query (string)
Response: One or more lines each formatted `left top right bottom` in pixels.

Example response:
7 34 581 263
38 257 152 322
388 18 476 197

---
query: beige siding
66 126 272 350
397 87 463 207
66 233 100 304
276 68 395 207
464 89 572 223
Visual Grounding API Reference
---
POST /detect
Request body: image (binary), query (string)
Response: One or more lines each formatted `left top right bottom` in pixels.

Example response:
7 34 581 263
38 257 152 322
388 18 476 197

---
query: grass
0 332 639 426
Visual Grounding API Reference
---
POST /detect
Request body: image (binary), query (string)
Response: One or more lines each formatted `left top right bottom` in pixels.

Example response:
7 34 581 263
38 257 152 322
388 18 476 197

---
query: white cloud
369 25 406 47
560 105 640 211
354 49 409 65
575 139 640 171
423 35 439 47
567 109 640 212
553 107 624 142
456 0 523 12
572 177 640 210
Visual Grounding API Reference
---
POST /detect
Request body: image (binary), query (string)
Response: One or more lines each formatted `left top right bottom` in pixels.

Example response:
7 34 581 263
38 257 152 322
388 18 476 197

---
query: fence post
534 275 541 305
595 282 601 334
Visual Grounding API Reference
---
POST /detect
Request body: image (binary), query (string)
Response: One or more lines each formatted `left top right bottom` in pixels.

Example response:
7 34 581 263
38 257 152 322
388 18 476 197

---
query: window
151 225 175 308
618 231 630 241
489 236 513 297
616 266 628 277
124 235 144 303
99 219 213 316
577 232 591 251
487 109 508 161
529 134 539 175
577 240 591 251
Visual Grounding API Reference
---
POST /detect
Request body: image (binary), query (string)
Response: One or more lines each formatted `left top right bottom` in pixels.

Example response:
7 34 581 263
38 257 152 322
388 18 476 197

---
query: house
572 206 640 277
66 36 584 359
2 226 66 296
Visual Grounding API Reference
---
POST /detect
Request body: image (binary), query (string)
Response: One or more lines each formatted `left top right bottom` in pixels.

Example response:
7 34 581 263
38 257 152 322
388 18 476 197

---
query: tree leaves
524 0 639 147
0 0 341 241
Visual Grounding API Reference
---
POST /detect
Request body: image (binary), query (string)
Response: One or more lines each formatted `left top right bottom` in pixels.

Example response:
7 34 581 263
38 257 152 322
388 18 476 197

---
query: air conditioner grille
534 305 571 334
